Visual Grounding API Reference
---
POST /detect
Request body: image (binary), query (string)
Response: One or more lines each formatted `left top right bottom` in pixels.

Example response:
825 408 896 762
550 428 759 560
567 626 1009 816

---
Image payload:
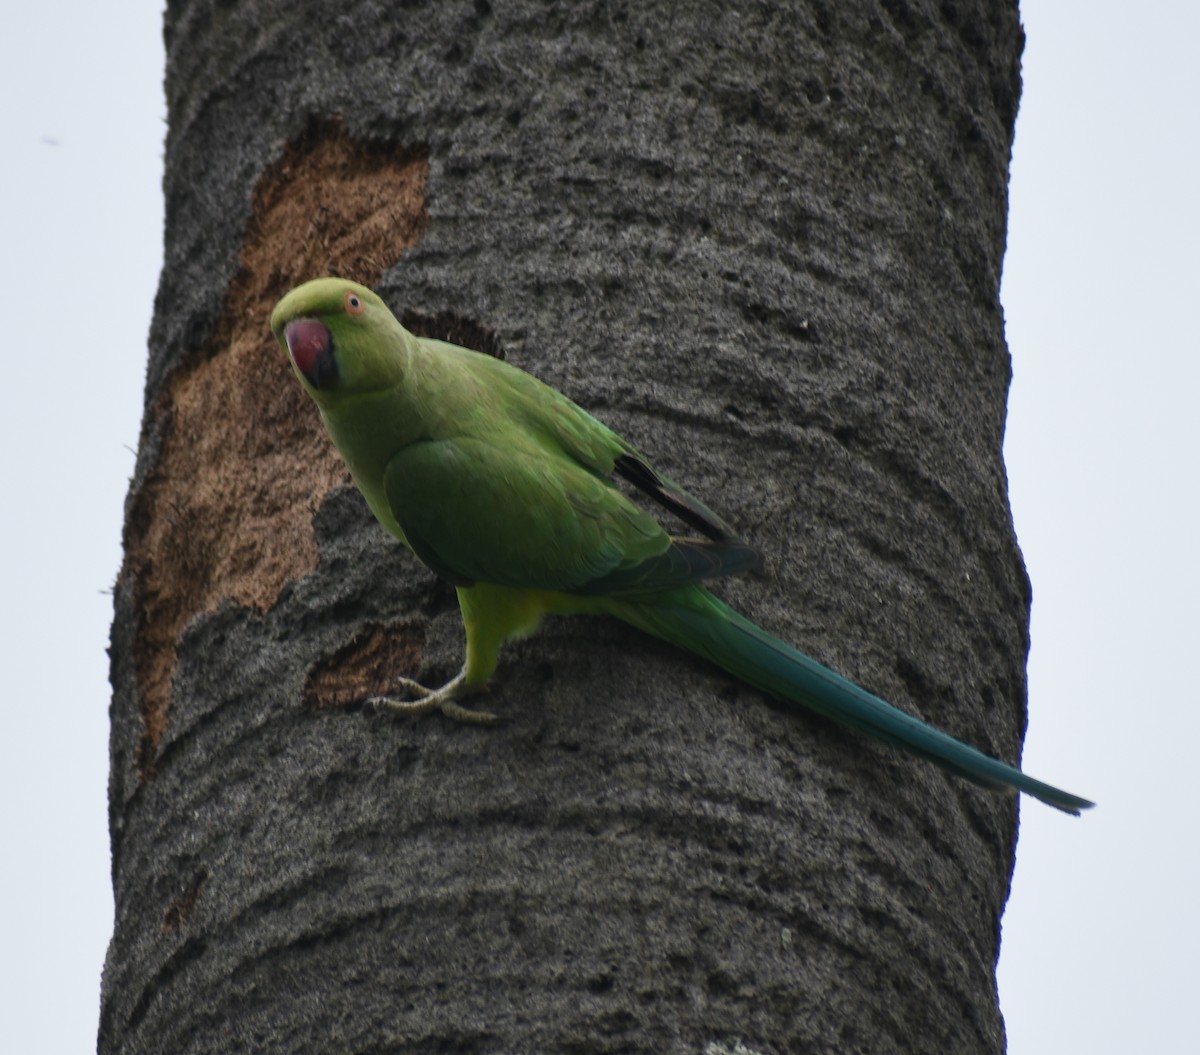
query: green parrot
270 277 1093 815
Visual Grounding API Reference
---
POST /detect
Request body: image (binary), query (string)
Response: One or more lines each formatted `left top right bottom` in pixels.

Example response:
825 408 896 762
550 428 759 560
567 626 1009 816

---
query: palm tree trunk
102 2 1029 1051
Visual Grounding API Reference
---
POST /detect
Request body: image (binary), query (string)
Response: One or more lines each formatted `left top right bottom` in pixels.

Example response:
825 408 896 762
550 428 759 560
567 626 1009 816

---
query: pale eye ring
345 290 365 316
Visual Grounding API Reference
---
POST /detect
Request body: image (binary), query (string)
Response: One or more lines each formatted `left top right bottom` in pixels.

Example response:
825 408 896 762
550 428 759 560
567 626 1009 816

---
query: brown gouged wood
126 117 430 781
303 622 427 711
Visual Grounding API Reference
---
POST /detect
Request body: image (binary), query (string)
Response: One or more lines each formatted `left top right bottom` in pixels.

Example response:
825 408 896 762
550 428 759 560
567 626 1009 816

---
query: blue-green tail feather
607 588 1093 815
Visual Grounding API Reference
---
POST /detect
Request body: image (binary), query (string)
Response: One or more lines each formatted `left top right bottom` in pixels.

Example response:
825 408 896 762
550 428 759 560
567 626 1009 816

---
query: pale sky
1 3 1194 1052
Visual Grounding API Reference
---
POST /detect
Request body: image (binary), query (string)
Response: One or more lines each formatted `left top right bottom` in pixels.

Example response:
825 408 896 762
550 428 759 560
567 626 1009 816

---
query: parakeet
270 277 1093 814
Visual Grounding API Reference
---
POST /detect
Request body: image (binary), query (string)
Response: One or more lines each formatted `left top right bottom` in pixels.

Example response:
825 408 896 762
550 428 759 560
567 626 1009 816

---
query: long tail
605 587 1093 814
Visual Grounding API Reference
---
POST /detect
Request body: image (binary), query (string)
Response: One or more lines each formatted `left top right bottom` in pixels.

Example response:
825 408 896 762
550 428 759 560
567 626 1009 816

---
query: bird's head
270 277 407 403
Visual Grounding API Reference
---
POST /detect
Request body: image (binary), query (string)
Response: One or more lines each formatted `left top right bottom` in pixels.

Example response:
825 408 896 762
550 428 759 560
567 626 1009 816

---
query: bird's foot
367 670 504 725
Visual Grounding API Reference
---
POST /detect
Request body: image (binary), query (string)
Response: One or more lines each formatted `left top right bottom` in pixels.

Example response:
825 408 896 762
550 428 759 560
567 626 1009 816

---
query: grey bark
102 1 1029 1052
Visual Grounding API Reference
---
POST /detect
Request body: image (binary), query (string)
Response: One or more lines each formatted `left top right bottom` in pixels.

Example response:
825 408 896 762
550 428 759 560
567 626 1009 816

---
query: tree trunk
102 2 1029 1052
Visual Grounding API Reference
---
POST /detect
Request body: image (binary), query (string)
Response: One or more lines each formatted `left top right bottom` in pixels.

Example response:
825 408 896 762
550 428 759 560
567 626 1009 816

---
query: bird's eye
345 290 365 316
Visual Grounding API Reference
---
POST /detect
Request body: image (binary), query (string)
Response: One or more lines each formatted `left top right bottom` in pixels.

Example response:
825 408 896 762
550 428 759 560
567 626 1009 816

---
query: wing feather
387 341 763 595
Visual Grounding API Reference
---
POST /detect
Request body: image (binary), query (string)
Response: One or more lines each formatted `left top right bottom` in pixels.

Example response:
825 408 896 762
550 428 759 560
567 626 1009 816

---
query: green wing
382 434 758 596
425 341 749 544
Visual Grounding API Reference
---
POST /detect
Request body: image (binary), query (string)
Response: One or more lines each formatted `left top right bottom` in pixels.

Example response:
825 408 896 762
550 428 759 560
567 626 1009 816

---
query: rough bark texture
103 1 1029 1052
